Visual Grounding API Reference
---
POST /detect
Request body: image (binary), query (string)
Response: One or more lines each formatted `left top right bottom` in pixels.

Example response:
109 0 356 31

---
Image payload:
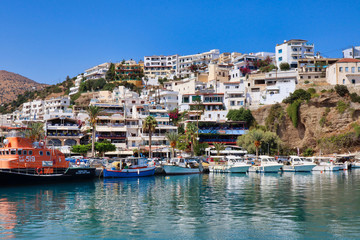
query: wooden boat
103 157 155 178
0 130 96 185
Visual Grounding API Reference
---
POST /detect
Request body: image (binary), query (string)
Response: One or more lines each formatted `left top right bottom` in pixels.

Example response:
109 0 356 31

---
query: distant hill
0 70 47 104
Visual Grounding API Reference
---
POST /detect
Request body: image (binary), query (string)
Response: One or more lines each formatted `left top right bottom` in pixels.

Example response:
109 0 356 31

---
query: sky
0 0 359 84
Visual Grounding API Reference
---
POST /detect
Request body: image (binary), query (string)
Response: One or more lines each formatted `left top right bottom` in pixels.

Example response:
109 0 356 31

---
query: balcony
46 124 79 130
97 134 126 139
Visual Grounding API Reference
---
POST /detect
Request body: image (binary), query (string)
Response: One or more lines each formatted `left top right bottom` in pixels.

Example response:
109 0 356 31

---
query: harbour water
1 171 360 239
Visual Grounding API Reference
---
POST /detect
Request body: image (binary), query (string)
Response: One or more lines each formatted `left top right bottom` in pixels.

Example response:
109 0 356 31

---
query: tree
26 122 45 142
142 116 158 158
283 89 311 104
213 142 225 156
166 132 179 158
279 62 290 71
87 106 102 157
226 108 254 126
95 140 116 157
105 63 116 81
186 122 198 156
72 144 91 157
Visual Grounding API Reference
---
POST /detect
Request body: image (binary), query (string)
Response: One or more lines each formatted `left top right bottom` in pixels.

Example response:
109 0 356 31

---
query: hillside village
1 40 360 157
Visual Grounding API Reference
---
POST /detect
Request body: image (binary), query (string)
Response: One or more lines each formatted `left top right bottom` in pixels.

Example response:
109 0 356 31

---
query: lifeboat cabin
0 130 68 175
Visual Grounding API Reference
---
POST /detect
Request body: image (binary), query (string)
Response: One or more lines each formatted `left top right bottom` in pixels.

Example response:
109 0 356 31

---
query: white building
84 62 110 80
275 39 314 68
69 75 84 96
157 91 179 111
143 55 178 83
177 49 220 77
45 97 71 114
343 46 360 59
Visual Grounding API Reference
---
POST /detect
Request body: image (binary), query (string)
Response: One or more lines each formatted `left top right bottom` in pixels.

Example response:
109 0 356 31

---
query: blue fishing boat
103 157 155 178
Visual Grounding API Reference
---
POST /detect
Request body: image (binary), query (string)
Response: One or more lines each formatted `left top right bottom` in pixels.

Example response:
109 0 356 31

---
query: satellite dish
3 139 9 145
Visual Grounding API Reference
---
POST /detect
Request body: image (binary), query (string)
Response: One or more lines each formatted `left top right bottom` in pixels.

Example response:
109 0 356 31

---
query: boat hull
163 165 201 175
312 165 340 171
0 167 96 185
103 167 155 178
282 164 316 172
249 164 282 173
210 165 250 173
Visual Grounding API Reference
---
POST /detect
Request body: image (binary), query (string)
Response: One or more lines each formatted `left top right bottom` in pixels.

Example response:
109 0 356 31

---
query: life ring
36 167 41 175
76 159 81 165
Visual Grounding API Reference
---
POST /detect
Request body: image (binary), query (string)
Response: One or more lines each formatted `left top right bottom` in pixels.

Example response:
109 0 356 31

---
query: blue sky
0 0 359 84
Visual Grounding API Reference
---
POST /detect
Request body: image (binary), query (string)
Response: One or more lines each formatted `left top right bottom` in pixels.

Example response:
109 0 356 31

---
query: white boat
209 156 251 173
308 157 340 171
248 156 283 173
282 156 317 172
162 157 203 175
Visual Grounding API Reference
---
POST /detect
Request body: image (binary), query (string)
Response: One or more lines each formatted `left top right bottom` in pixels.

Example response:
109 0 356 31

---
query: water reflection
0 171 360 239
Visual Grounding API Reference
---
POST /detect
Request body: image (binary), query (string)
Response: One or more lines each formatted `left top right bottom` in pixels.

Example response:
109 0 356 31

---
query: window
339 67 343 72
18 150 22 155
192 95 201 102
240 101 244 105
230 101 235 106
352 67 355 73
278 57 282 61
183 97 189 103
11 150 16 155
226 86 230 89
39 151 43 156
358 67 360 72
345 67 349 72
6 151 9 155
352 79 356 84
343 79 346 84
46 151 51 156
23 150 27 155
278 49 282 53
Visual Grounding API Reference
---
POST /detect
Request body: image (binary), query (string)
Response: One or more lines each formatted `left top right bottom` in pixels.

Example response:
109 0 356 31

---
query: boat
162 157 203 175
209 156 251 173
281 156 317 172
0 130 96 184
102 157 155 178
308 157 340 171
248 156 283 173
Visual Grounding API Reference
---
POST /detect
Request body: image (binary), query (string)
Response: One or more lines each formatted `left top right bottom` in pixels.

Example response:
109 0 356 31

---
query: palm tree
166 132 179 158
26 122 45 142
249 130 264 161
186 122 198 156
142 116 158 158
213 142 225 156
87 106 102 157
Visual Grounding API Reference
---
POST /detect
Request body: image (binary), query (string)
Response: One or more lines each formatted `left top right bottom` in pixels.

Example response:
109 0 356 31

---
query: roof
336 58 360 63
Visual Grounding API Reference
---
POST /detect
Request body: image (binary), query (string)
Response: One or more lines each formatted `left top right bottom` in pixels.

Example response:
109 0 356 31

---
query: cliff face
252 92 360 152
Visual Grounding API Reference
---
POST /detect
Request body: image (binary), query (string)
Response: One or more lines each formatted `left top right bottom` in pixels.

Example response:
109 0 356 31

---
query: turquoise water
1 171 360 239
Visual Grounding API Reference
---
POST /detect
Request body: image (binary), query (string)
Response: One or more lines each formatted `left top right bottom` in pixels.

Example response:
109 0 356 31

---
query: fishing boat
0 130 96 184
162 157 203 175
209 156 251 173
248 156 283 173
308 157 340 171
102 157 155 178
281 156 317 172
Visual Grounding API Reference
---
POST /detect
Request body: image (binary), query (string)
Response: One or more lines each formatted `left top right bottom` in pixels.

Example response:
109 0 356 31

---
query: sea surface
1 170 360 239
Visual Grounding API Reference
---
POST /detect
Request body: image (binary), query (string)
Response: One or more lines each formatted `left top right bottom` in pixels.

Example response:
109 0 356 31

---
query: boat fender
76 159 81 165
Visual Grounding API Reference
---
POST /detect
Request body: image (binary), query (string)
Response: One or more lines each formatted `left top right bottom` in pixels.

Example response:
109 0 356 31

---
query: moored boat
282 156 317 172
308 157 340 171
162 157 203 175
209 156 251 173
248 156 283 173
0 130 96 185
103 157 155 178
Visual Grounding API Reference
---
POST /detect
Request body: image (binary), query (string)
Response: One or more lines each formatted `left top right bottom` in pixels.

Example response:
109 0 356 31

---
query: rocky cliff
252 91 360 154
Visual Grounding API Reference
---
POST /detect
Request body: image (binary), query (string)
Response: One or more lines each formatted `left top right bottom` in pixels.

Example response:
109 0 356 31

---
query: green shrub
283 89 311 104
336 100 349 114
319 117 326 127
303 148 314 157
335 84 349 97
279 62 290 71
350 93 360 103
265 103 285 132
287 99 301 128
307 88 316 95
321 89 327 93
304 80 310 84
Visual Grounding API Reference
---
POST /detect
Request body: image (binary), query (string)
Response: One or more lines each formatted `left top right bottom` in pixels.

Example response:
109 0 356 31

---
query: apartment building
177 49 220 77
69 75 83 96
84 62 110 80
326 58 360 85
343 46 360 59
297 58 338 83
115 60 144 87
46 117 83 147
143 55 178 83
275 39 314 68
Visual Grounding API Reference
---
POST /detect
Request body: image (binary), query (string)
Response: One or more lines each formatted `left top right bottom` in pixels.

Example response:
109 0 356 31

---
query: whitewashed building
326 58 360 85
84 62 110 80
275 39 314 68
343 46 360 59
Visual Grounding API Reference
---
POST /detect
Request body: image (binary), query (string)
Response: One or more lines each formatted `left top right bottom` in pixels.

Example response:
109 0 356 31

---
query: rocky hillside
252 90 360 154
0 70 47 104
